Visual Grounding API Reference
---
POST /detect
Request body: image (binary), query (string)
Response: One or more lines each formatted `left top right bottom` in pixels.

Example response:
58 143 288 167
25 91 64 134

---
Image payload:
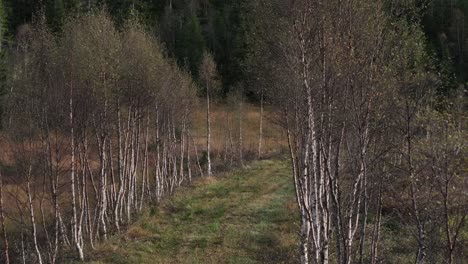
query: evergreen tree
422 0 468 92
46 0 65 32
176 14 205 76
0 0 5 50
65 0 81 13
4 0 41 35
101 0 133 26
0 0 5 129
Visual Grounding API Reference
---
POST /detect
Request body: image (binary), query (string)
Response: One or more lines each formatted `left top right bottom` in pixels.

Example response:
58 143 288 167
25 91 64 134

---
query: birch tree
246 0 440 263
423 106 467 264
4 10 198 262
199 52 220 176
0 170 8 264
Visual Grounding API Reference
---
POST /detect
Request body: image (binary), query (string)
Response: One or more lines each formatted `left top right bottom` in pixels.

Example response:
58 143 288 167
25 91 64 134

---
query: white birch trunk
70 89 84 261
206 85 212 176
26 167 43 264
258 89 264 159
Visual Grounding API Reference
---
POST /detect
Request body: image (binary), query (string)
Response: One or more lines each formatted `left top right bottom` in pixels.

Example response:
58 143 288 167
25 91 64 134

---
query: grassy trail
83 160 299 264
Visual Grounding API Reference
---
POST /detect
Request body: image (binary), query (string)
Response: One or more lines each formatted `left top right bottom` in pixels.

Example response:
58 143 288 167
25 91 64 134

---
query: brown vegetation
0 11 285 263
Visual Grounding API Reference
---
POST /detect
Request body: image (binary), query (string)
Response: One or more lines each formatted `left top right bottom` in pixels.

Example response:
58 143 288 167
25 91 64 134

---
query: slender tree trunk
179 114 186 185
140 115 150 211
186 127 192 183
258 89 264 159
371 181 383 264
192 136 204 177
300 218 311 264
70 87 84 261
51 135 60 263
238 93 244 166
100 137 108 241
206 85 212 176
286 109 310 264
358 123 370 264
406 102 426 264
0 172 9 264
26 167 43 264
115 104 124 230
21 232 26 264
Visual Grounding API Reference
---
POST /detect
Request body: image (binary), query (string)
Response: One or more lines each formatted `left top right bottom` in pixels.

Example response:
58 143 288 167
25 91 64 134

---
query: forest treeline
1 1 467 94
0 2 262 262
247 0 466 263
0 0 465 264
1 0 248 95
1 12 205 263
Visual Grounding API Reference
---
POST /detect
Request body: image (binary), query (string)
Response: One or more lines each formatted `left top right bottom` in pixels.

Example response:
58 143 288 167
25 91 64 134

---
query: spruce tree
0 0 5 51
46 0 65 32
0 0 5 129
65 0 81 13
176 14 205 76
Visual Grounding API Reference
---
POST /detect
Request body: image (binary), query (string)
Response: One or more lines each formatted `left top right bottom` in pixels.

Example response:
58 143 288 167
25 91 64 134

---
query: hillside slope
77 160 298 264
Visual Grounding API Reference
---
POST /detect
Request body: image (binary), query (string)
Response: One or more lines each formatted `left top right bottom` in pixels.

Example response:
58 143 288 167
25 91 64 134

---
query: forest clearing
0 0 467 263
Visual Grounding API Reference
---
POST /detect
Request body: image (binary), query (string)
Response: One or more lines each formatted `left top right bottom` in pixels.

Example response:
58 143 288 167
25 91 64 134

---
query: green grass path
85 160 299 264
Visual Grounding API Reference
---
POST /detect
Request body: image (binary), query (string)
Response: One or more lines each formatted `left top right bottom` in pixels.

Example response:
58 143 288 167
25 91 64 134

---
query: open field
190 102 287 159
0 97 289 263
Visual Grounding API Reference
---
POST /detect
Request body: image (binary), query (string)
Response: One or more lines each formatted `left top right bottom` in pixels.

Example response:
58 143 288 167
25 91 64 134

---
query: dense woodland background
0 0 465 264
1 1 466 91
0 0 466 106
1 0 250 97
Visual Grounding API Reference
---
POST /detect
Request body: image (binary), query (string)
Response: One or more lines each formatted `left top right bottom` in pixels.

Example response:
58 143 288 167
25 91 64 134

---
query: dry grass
191 102 287 159
0 102 290 263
